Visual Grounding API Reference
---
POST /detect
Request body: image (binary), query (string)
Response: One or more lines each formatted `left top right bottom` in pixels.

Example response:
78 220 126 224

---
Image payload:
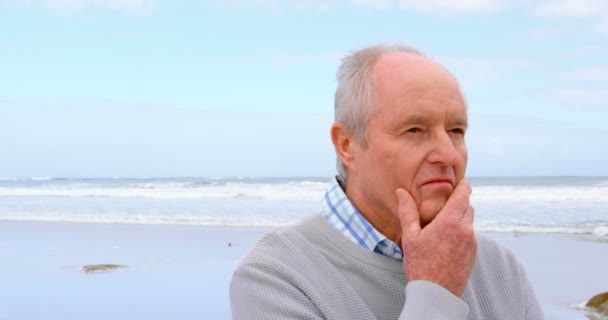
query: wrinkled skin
331 52 476 296
397 179 476 296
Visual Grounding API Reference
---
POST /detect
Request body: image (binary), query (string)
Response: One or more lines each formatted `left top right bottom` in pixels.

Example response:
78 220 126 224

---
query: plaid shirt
321 177 403 260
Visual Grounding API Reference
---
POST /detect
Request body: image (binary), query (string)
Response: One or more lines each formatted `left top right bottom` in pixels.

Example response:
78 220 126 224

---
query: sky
1 0 607 178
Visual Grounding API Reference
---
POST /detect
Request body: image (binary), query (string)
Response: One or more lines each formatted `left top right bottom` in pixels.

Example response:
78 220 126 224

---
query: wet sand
0 220 605 319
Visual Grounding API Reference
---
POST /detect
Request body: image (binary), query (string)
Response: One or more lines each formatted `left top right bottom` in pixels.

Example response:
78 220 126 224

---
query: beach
0 221 266 320
1 220 606 320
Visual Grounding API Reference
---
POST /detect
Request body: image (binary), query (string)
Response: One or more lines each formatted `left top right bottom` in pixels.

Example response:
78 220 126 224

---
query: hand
396 179 476 297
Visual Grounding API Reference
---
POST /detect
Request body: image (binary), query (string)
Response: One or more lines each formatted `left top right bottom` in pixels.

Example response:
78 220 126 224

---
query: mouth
421 178 454 187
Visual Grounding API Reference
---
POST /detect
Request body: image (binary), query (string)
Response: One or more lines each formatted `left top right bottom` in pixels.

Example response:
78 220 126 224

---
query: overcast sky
1 0 607 178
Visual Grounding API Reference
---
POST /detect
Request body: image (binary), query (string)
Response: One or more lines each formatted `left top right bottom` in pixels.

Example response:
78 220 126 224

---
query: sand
0 220 606 319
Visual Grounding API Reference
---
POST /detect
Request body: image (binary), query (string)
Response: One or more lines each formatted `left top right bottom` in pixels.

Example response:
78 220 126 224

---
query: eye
449 128 465 135
406 127 422 134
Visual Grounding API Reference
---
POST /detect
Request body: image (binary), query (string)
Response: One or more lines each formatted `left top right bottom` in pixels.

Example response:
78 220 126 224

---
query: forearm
398 281 468 320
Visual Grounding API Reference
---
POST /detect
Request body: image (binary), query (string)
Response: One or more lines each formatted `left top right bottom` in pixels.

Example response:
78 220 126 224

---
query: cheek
384 153 416 182
371 144 402 175
386 152 424 202
457 147 468 178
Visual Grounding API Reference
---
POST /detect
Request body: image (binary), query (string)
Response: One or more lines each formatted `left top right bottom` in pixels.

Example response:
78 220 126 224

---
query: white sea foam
0 181 330 201
0 212 295 228
475 223 591 235
0 211 604 239
1 180 607 203
1 177 606 239
472 185 608 203
592 225 608 238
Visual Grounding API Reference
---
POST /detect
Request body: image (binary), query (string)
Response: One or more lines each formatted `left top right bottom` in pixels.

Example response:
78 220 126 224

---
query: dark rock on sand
82 264 127 274
586 292 608 316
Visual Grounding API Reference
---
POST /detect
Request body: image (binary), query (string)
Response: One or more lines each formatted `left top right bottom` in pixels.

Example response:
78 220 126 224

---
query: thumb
395 188 421 236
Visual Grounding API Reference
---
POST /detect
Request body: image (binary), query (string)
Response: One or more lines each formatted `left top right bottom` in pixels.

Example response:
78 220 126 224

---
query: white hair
334 44 425 182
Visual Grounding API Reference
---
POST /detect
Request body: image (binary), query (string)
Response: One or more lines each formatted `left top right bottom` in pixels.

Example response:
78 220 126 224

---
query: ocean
0 176 607 239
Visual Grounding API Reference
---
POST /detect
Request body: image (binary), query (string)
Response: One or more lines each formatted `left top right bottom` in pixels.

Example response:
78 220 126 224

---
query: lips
421 178 454 187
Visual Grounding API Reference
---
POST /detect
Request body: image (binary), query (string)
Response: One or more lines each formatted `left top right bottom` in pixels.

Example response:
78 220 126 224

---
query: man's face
347 53 468 226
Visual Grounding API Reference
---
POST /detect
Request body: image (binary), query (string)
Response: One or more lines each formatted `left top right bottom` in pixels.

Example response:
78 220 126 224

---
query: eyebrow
396 115 469 128
450 117 469 128
397 115 428 127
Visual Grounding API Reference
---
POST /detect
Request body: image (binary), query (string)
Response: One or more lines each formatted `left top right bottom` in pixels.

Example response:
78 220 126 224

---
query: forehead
372 52 467 121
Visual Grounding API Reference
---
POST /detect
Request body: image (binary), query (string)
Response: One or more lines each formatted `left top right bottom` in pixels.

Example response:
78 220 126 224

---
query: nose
426 130 459 166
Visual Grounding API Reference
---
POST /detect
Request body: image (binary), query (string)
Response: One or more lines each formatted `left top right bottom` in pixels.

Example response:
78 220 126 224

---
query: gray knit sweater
230 214 544 319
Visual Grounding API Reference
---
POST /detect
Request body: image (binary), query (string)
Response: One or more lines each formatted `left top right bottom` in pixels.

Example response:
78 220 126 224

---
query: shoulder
475 233 521 268
472 233 528 284
466 234 543 318
233 215 328 278
246 215 324 259
230 215 332 319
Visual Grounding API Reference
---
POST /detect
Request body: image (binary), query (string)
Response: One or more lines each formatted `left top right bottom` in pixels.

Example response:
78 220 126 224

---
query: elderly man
230 44 544 319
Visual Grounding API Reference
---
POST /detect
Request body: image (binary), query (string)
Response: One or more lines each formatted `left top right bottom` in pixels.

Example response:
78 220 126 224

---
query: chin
419 199 447 227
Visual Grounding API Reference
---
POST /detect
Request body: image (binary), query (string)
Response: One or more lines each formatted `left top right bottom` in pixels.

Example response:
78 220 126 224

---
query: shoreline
1 218 606 241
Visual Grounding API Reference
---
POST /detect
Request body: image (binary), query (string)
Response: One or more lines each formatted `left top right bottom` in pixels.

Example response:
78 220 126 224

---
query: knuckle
457 223 475 237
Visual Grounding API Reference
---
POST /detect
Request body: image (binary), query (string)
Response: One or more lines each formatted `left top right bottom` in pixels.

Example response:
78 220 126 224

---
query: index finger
396 188 422 237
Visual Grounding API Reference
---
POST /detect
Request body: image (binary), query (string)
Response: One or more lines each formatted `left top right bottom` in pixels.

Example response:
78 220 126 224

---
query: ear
330 122 356 170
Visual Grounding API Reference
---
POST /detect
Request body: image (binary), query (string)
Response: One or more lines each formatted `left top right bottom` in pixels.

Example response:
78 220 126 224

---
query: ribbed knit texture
230 214 544 319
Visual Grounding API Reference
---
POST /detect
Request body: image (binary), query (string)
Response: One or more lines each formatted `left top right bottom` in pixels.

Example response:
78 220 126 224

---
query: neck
344 179 403 248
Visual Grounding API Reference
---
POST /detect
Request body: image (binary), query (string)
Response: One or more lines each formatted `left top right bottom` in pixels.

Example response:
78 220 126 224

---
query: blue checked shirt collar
321 177 403 260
